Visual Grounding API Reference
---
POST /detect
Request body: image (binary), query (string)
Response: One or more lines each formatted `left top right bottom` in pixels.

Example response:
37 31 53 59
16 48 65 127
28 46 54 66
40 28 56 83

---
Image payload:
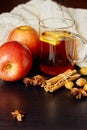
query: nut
65 81 74 90
76 78 86 87
80 67 87 75
83 84 87 92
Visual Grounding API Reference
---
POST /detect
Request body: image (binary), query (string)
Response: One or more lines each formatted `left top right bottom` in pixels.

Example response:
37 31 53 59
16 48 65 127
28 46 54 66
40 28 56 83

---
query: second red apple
7 25 40 58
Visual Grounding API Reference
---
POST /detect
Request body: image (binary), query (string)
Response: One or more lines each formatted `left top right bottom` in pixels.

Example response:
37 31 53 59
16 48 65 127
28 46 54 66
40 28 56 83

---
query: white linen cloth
0 0 87 67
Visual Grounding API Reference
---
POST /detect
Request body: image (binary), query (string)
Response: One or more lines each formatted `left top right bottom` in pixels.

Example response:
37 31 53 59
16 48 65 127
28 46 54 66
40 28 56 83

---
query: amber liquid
40 31 74 76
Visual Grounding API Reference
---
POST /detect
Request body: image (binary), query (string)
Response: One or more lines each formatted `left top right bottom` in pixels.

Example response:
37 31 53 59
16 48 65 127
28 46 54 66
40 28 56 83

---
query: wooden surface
1 66 87 130
0 66 87 130
0 0 87 130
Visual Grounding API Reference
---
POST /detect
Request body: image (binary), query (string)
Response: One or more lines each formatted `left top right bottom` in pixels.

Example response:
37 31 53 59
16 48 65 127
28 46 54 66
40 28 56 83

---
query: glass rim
40 17 75 30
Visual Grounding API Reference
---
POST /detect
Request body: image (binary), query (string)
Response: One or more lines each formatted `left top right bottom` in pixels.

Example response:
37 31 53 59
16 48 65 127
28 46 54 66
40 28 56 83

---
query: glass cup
39 17 87 76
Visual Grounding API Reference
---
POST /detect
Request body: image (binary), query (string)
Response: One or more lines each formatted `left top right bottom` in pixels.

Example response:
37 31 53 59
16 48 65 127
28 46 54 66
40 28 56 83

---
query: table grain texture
0 0 87 130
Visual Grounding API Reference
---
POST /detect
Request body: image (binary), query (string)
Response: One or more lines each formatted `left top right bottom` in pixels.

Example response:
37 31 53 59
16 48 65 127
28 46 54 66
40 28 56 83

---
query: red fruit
7 25 40 58
0 41 33 81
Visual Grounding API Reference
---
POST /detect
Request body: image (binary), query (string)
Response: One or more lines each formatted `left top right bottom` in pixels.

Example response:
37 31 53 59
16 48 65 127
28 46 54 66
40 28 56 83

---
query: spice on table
80 67 87 75
23 69 80 93
76 78 86 87
44 69 80 92
11 109 25 122
23 75 46 87
71 87 87 99
83 84 87 92
65 81 74 90
23 68 87 100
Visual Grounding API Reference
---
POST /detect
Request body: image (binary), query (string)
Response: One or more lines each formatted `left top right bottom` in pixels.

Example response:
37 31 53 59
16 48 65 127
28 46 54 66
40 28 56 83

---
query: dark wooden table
0 0 87 130
1 74 87 130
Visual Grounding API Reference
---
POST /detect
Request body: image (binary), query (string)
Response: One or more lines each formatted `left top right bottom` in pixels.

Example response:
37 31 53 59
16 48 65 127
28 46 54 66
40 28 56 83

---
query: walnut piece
11 110 25 122
76 78 86 87
80 67 87 75
65 81 74 90
83 84 87 92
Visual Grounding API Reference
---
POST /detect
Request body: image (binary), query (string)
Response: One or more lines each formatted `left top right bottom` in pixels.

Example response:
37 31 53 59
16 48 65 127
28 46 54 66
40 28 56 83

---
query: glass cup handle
72 33 87 45
66 33 87 65
72 33 87 64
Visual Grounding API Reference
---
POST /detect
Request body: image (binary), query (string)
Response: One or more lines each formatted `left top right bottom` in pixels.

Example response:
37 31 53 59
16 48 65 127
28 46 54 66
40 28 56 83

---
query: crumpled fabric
0 0 87 67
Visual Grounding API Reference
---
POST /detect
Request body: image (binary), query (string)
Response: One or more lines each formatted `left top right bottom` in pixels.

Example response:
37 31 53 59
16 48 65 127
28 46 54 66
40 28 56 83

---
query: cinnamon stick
44 69 80 92
47 74 80 92
46 69 77 85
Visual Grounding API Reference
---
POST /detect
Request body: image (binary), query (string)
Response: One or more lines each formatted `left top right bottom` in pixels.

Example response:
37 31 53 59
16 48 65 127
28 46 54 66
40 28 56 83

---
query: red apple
0 41 33 81
7 25 40 58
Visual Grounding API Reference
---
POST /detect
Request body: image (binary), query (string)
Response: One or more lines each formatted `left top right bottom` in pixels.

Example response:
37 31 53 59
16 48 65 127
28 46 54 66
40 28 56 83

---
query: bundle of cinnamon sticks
44 69 80 92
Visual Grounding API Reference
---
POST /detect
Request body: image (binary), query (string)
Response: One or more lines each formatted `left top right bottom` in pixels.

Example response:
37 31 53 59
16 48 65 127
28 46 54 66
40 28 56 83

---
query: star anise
71 87 87 99
23 75 46 87
11 110 25 122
